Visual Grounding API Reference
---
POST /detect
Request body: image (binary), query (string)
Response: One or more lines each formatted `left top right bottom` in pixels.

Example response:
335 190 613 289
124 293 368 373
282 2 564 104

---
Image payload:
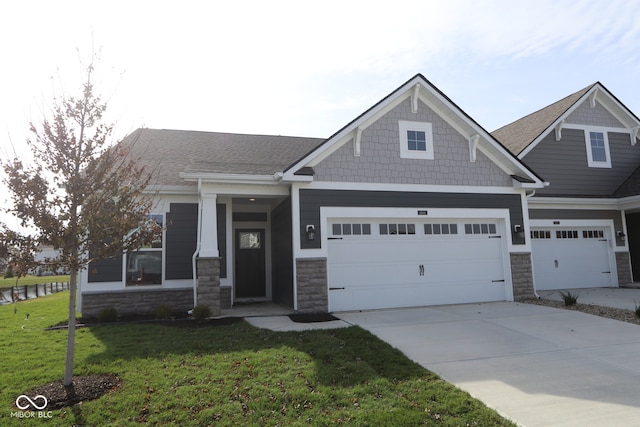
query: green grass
0 274 70 287
1 293 515 426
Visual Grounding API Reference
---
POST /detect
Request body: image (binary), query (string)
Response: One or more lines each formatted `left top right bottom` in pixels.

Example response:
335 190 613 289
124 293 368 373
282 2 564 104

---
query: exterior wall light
306 225 316 241
513 224 525 238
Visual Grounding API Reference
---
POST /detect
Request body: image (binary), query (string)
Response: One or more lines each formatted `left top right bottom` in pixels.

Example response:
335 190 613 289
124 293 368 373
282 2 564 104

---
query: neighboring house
493 82 640 291
79 73 547 317
34 245 64 275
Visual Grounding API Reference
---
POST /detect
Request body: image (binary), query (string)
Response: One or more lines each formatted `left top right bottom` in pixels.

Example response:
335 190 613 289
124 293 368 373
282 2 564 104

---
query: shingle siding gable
565 101 624 128
313 98 512 187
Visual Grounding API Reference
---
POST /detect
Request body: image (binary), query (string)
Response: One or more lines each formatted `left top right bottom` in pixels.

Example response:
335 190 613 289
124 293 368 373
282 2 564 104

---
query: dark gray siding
88 254 123 283
217 204 227 278
524 130 640 197
271 197 294 307
626 212 640 280
165 203 198 279
299 189 525 248
530 209 625 247
165 203 226 279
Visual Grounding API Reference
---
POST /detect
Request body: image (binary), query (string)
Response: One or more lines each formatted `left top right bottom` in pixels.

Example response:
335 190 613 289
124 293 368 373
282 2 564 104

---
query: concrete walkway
338 302 640 427
538 286 640 311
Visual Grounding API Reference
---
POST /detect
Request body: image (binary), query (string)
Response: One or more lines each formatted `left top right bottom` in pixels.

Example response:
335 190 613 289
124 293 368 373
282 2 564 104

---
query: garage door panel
329 262 421 288
532 227 613 290
328 219 507 311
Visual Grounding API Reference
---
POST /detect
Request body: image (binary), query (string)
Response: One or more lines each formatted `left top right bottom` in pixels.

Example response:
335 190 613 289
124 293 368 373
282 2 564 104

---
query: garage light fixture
306 225 316 241
513 224 525 238
617 230 626 241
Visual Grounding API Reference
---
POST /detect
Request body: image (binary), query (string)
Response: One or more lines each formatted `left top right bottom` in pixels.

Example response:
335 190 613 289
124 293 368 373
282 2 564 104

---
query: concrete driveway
337 300 640 427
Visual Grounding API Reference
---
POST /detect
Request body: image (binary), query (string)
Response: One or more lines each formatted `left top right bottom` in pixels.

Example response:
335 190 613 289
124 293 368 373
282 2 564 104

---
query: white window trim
583 127 612 168
399 120 434 160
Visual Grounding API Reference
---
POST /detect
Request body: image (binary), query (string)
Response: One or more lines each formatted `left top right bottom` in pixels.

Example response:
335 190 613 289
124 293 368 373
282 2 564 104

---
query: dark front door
235 229 266 298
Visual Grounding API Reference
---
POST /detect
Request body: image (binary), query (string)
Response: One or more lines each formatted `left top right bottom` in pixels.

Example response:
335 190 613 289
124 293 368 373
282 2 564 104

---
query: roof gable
282 74 543 187
493 82 640 157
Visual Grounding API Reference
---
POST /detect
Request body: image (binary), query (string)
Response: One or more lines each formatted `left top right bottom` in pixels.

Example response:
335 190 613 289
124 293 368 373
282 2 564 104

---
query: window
399 120 434 160
464 223 498 235
424 224 458 235
379 223 416 235
239 231 261 249
331 223 371 236
584 129 611 168
583 230 604 239
556 230 578 239
407 130 427 151
127 214 163 286
531 230 551 239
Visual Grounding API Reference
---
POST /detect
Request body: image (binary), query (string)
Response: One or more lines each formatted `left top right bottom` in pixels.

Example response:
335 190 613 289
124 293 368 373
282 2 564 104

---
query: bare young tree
1 56 157 386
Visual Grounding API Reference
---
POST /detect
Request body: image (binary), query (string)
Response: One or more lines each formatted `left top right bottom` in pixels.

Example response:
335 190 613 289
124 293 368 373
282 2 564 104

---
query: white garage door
327 219 507 312
531 227 614 290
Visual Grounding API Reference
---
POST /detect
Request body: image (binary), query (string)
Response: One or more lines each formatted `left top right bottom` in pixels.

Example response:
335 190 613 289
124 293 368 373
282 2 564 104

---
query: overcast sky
1 0 640 226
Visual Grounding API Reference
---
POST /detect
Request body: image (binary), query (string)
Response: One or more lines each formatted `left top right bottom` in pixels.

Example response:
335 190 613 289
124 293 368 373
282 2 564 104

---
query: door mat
288 313 339 323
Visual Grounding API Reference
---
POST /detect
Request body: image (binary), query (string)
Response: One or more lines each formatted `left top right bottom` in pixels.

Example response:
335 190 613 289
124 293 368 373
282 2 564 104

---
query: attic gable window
399 120 434 160
585 129 611 168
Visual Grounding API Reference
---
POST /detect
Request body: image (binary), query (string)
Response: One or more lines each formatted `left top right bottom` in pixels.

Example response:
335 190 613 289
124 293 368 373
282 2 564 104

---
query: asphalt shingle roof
120 128 324 186
492 84 596 155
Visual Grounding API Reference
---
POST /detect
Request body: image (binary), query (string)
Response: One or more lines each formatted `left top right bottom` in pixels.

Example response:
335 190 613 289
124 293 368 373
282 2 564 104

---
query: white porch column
200 190 219 257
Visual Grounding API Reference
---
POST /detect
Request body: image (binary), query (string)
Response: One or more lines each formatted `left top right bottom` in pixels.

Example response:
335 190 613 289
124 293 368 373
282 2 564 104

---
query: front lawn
0 274 70 287
1 293 514 426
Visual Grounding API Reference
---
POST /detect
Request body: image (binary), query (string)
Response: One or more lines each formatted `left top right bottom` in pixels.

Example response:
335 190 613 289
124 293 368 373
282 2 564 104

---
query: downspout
191 178 203 307
525 189 540 298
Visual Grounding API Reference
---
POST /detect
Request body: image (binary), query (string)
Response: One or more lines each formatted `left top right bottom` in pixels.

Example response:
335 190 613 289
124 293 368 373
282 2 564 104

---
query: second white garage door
531 227 615 290
327 219 508 312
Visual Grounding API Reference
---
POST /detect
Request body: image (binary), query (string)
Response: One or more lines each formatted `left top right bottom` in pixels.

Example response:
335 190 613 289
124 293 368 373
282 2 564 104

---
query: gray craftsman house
494 82 640 291
79 74 639 317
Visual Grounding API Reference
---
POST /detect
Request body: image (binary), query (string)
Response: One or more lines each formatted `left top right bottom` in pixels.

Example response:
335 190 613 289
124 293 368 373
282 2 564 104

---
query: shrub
559 291 578 306
96 306 118 323
191 305 211 321
155 304 173 319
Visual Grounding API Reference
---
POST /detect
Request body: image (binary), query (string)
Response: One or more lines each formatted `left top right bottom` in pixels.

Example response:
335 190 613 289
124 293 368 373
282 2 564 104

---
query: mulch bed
523 298 640 325
20 375 121 410
288 312 339 323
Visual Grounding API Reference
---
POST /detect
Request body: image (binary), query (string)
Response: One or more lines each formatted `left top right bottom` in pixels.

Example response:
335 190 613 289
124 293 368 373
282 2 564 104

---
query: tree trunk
63 268 78 386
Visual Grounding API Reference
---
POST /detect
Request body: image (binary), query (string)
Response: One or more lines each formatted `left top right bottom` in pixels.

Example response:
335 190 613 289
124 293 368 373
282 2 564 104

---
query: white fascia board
143 185 197 195
300 180 524 195
180 172 279 185
199 181 290 197
618 194 640 211
511 180 542 189
528 196 620 210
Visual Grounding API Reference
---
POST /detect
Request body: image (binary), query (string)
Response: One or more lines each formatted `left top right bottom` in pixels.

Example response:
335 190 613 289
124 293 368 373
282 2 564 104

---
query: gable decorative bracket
411 84 421 113
468 134 480 162
589 88 599 108
631 126 639 146
555 120 565 141
354 127 362 156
